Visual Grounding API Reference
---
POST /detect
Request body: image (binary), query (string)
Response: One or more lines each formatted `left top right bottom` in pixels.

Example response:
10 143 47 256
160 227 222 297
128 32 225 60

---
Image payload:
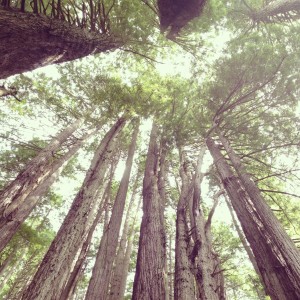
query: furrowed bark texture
0 127 93 252
207 136 300 300
61 160 117 300
225 195 266 298
21 117 126 300
174 151 196 300
132 123 167 300
189 149 224 300
0 119 83 233
0 8 122 79
59 203 103 300
85 122 139 300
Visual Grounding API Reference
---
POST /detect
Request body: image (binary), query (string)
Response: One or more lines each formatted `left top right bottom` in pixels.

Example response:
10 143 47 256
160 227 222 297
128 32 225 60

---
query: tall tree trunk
158 140 170 296
111 199 141 300
59 200 104 300
132 123 167 300
109 171 140 300
59 163 118 300
168 233 174 300
188 148 224 300
0 8 121 79
21 117 126 300
85 121 139 300
174 150 196 300
0 127 95 252
224 195 266 299
207 136 300 300
0 118 83 220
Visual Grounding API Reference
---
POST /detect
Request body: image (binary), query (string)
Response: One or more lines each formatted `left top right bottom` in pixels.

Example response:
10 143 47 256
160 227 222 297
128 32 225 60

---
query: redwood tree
207 136 300 300
0 5 121 79
85 120 139 300
0 118 83 229
21 117 126 300
0 126 95 252
132 123 168 300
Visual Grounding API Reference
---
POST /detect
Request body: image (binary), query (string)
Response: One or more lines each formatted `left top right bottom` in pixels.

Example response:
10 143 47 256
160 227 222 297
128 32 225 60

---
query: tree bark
85 121 139 300
21 117 126 300
0 8 122 79
174 150 196 300
207 136 300 300
224 195 266 299
132 123 167 300
250 0 300 23
188 147 224 300
63 164 117 300
0 118 83 220
0 126 94 252
109 171 140 300
59 200 104 300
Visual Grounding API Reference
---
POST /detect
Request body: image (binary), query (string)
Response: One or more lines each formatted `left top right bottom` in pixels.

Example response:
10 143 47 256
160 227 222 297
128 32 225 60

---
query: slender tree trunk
132 123 167 300
225 195 266 299
0 127 94 252
158 140 170 296
168 233 174 300
207 136 300 300
174 150 196 300
85 121 139 300
5 250 38 300
0 8 121 79
0 118 83 220
109 171 140 300
21 117 126 300
188 148 224 300
111 199 141 300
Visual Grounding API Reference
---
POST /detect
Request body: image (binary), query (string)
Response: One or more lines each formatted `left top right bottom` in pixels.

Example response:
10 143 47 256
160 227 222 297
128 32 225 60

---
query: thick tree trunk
218 132 300 299
60 165 118 300
21 117 126 300
250 0 300 23
0 8 121 79
0 127 94 252
85 121 139 300
0 118 83 220
109 172 140 300
207 136 300 300
174 150 196 300
132 123 167 300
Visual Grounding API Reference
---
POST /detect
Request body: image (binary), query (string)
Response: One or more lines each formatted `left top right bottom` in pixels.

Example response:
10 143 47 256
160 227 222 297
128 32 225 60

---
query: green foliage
1 1 300 298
